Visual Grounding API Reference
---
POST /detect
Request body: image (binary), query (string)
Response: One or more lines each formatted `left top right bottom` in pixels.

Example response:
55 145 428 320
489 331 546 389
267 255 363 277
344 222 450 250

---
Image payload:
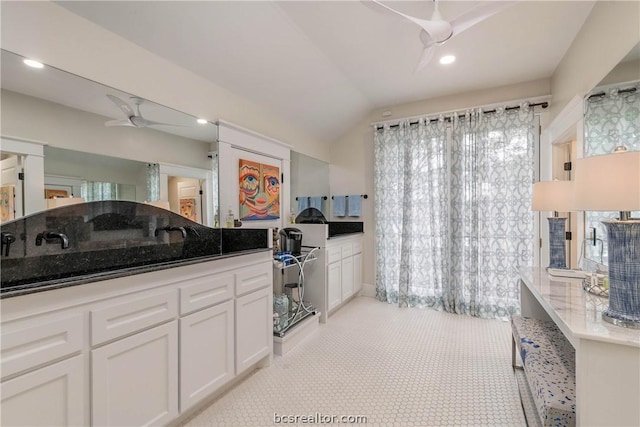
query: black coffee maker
279 228 303 255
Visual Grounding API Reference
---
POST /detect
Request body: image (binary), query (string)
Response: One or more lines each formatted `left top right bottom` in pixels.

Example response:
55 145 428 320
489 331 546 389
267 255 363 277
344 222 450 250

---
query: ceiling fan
105 94 175 128
370 0 517 70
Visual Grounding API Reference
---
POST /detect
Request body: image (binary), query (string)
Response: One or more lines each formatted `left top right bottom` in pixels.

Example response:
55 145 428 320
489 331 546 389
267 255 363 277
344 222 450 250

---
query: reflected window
583 81 640 265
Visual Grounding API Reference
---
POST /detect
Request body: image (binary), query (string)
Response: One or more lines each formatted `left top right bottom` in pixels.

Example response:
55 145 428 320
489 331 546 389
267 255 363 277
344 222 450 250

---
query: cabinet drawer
179 273 234 315
1 314 83 379
353 240 362 254
235 263 271 297
341 243 353 258
327 246 342 264
91 291 178 346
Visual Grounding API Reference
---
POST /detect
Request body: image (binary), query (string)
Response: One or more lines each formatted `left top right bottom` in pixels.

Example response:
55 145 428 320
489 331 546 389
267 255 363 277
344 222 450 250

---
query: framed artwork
45 189 69 199
239 158 280 221
0 185 15 223
180 197 197 221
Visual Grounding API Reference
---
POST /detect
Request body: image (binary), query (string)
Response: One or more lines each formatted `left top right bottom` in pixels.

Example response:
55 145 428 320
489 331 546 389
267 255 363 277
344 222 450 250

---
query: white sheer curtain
374 106 536 320
81 181 118 202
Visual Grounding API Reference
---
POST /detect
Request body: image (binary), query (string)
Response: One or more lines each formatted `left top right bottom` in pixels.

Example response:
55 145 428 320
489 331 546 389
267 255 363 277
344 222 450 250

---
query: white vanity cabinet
179 274 234 412
295 224 363 322
234 263 272 375
90 291 179 426
327 235 362 312
0 312 86 427
92 321 179 426
0 251 273 427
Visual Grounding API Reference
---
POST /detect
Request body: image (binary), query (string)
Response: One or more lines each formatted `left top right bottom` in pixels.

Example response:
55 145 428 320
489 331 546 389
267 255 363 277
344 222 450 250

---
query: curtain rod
587 86 637 101
374 101 548 131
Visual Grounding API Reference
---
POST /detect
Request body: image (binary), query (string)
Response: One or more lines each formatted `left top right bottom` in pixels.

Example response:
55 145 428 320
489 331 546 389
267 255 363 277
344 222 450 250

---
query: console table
519 267 640 427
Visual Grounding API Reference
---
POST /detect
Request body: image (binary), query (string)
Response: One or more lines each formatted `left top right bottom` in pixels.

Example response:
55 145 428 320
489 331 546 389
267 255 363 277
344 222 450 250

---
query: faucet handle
1 231 16 256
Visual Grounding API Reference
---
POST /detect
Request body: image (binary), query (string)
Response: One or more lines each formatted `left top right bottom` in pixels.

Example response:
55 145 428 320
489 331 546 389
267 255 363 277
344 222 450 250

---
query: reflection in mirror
44 146 145 203
0 49 219 225
0 152 24 223
581 42 640 269
290 152 330 219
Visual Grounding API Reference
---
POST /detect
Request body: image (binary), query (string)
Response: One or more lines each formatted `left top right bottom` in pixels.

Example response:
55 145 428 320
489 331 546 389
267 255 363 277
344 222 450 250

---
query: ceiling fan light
197 118 208 124
23 59 44 69
439 55 456 65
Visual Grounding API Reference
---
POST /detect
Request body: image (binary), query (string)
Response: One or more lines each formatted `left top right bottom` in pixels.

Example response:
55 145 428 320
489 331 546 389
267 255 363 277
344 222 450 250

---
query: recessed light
23 59 44 69
439 55 456 65
197 118 208 124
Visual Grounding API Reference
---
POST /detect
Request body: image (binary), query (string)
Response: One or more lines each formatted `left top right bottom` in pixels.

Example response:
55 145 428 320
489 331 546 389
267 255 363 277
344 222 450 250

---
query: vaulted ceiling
50 1 596 141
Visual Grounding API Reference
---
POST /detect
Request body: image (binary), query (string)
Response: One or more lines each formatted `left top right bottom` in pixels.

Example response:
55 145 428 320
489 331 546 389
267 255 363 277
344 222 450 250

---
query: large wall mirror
581 41 639 269
290 151 330 219
0 49 219 226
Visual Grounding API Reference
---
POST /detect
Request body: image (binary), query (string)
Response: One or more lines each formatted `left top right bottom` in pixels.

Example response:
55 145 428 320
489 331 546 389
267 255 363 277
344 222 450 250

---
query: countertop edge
1 248 272 299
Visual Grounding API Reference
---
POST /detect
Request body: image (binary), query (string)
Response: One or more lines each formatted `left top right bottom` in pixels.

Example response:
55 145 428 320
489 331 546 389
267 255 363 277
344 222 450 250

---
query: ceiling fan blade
370 0 452 43
414 30 436 72
415 45 435 73
130 116 184 128
106 94 135 118
105 118 135 127
450 1 518 37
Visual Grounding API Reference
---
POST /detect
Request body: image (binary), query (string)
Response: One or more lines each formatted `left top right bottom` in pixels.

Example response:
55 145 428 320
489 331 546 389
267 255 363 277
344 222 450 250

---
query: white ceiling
35 1 599 141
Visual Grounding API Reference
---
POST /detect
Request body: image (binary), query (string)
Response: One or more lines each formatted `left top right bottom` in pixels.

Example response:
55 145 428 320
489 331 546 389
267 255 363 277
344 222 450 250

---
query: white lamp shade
531 180 574 212
573 151 640 211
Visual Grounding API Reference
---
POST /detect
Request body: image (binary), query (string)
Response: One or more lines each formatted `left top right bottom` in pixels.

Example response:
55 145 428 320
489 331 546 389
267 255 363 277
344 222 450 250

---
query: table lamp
532 180 574 269
574 148 640 329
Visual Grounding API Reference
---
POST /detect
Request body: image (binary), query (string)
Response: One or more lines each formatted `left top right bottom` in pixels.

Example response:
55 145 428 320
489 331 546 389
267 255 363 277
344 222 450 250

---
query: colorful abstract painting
180 198 197 221
239 159 280 221
0 185 15 223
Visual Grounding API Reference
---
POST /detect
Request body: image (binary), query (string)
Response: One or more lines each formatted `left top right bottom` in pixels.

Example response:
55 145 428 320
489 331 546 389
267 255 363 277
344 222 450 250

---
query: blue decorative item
548 217 568 269
601 220 640 328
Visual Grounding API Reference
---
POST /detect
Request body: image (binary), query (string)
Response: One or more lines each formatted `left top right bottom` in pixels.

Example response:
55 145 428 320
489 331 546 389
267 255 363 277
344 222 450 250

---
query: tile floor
181 296 526 427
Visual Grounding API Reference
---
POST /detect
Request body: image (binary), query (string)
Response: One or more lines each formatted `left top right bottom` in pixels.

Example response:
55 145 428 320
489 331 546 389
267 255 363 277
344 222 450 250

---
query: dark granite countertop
1 201 270 299
1 247 272 299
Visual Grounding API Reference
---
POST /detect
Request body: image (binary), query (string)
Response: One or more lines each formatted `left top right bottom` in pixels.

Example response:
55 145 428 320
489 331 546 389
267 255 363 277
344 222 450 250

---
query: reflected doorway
168 176 204 223
0 153 24 222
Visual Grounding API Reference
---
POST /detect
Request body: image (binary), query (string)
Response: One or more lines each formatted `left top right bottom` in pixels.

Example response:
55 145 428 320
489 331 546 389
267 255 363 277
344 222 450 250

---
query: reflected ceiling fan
105 94 176 128
370 0 517 70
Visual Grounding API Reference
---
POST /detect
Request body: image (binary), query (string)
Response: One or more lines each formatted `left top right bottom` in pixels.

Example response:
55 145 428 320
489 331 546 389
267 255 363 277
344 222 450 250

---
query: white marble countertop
519 267 640 348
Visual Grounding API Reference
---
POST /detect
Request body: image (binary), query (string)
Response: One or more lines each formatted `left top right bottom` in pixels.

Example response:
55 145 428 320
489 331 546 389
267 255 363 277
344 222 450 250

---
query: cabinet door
92 322 178 427
353 252 363 294
180 300 234 411
235 287 271 375
327 261 342 311
341 255 354 300
1 355 85 427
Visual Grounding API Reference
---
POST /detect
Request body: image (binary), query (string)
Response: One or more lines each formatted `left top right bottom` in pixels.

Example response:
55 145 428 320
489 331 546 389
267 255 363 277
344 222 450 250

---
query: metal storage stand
273 246 319 338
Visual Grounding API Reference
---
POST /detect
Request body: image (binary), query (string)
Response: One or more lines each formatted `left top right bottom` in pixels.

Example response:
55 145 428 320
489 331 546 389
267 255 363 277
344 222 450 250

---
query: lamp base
602 311 640 329
601 220 640 329
547 217 567 269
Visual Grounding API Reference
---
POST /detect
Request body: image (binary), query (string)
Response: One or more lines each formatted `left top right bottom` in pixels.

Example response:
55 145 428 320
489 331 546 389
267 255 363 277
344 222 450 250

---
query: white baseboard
359 282 376 298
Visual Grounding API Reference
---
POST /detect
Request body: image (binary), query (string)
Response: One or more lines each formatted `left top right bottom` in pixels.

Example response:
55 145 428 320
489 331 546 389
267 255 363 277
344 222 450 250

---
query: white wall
0 1 328 162
217 122 291 231
550 1 640 121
